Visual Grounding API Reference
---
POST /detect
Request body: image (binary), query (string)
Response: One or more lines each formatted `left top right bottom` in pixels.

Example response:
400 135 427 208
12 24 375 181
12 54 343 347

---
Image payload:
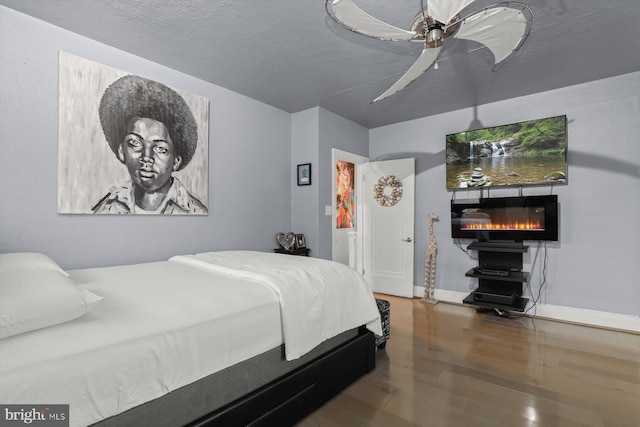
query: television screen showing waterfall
445 115 567 190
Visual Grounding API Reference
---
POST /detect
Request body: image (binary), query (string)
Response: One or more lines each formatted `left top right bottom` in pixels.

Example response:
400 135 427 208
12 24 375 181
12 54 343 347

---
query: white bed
0 251 381 427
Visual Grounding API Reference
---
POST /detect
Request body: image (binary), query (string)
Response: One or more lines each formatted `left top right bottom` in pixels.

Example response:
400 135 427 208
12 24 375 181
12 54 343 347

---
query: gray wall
370 72 640 317
290 107 369 261
318 109 369 260
291 108 320 257
0 6 291 269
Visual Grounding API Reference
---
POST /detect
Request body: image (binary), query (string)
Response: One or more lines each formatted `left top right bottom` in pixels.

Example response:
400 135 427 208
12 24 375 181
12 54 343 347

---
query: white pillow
0 252 70 277
0 269 102 339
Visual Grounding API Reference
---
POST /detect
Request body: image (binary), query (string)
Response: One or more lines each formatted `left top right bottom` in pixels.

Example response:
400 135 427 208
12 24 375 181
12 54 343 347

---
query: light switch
325 205 332 216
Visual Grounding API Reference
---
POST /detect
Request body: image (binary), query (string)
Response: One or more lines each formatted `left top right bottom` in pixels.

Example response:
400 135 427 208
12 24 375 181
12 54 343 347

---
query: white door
358 158 415 297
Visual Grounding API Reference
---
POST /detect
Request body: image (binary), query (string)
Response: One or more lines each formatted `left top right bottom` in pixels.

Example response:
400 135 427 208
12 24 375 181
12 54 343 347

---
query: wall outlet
325 205 332 216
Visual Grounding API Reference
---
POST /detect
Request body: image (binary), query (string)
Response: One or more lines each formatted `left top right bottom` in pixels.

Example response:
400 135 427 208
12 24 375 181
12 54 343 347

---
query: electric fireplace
451 195 558 241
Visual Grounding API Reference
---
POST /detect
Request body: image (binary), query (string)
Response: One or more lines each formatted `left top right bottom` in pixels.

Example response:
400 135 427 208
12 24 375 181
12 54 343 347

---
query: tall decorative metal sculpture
422 213 439 304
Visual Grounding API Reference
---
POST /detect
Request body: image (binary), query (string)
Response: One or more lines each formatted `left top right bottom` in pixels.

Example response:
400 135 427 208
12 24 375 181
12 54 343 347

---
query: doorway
331 149 368 266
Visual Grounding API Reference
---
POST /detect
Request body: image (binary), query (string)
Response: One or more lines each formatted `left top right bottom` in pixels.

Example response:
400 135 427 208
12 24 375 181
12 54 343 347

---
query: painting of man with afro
57 52 209 215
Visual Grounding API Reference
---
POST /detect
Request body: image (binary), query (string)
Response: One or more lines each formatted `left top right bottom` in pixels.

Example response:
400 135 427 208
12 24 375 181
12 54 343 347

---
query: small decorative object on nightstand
276 232 296 251
274 232 310 256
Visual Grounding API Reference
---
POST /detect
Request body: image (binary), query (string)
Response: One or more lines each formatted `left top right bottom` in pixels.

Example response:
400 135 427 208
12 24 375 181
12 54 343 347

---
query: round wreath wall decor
374 175 403 207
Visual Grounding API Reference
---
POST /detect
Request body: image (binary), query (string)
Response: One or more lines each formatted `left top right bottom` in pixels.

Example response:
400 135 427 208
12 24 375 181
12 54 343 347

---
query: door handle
402 237 412 242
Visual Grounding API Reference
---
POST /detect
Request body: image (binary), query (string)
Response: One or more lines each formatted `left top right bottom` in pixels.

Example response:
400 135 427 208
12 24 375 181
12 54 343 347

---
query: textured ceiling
1 0 639 128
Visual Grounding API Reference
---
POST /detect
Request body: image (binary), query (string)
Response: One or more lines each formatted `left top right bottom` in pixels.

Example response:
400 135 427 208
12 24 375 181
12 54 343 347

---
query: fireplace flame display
451 195 559 241
461 221 543 231
459 207 545 232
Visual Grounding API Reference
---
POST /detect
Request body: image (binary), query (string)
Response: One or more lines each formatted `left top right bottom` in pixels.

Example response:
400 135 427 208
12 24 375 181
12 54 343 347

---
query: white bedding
0 260 282 427
171 251 382 360
0 251 381 427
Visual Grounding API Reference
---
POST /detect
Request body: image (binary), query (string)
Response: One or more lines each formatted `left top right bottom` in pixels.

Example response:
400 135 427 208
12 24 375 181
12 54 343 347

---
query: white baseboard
413 286 639 333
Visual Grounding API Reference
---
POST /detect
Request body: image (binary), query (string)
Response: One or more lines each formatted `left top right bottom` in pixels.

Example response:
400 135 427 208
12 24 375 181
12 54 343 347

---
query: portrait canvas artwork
336 160 355 229
57 52 209 214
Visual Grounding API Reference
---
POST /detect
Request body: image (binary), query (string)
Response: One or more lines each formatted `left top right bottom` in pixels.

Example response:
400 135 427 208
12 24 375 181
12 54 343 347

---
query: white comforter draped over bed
170 251 382 360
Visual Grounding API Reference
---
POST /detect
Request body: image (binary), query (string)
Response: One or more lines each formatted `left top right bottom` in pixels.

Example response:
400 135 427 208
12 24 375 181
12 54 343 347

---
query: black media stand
463 241 529 312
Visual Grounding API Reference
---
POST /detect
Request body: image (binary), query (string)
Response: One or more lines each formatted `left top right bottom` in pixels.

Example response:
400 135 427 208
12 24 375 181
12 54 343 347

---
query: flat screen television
446 115 567 190
451 195 559 241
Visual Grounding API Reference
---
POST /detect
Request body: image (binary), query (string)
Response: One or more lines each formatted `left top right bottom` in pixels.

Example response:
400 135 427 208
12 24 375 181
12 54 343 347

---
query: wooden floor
297 295 640 427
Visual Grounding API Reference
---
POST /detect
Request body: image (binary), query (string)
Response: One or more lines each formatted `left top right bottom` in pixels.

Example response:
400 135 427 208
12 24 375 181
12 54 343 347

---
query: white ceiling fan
325 0 534 104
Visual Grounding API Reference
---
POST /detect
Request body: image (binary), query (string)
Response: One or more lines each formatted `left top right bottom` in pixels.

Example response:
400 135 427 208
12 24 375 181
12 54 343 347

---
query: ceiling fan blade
426 0 476 25
327 0 417 41
370 47 442 104
452 6 530 68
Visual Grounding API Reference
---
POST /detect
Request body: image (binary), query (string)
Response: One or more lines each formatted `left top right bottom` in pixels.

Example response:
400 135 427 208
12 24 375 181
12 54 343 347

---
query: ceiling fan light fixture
427 28 444 47
410 11 460 48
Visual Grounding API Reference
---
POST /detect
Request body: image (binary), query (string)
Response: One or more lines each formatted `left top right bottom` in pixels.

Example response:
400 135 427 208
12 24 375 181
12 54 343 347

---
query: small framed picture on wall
297 163 311 186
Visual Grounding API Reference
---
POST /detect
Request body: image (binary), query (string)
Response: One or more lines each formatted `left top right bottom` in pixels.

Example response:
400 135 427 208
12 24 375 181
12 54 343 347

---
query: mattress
0 260 282 427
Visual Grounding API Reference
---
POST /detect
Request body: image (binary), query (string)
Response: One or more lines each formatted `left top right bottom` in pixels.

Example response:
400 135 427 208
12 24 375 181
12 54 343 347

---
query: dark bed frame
190 327 376 427
94 327 375 427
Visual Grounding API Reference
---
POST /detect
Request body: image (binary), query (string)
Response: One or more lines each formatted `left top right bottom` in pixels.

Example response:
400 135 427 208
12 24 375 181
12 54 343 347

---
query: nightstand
273 248 310 256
